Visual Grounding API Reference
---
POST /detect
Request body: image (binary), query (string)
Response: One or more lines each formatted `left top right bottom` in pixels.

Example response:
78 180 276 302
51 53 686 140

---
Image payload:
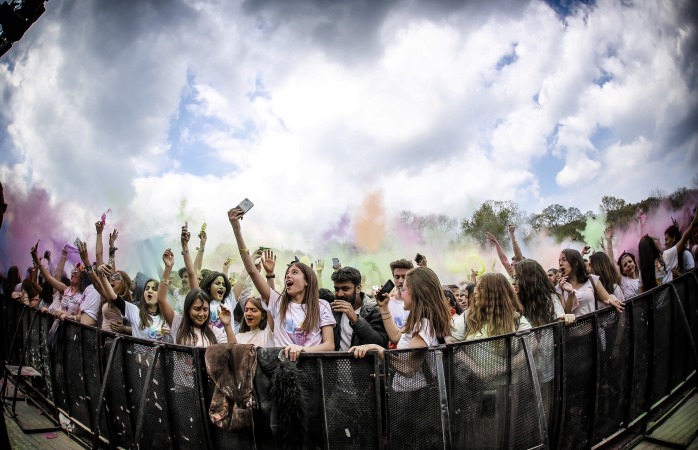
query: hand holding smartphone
376 279 395 306
236 198 254 214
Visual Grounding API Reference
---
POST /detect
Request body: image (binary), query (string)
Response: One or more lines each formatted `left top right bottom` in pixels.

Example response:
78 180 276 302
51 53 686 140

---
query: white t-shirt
339 307 362 351
620 276 639 299
80 285 102 321
235 326 273 348
171 288 186 314
50 285 100 320
393 318 440 392
682 249 695 271
388 297 410 330
558 274 600 317
123 301 167 342
170 311 227 347
208 291 237 331
265 290 336 347
659 246 680 284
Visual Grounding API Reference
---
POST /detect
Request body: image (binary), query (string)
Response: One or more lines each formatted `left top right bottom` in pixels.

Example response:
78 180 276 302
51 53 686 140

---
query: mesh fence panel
104 338 135 448
163 347 206 448
63 322 91 428
296 357 326 448
510 335 545 449
39 313 54 401
592 308 631 444
50 319 69 413
381 348 441 449
137 349 173 449
530 325 558 446
683 273 698 344
450 338 507 449
628 295 651 422
318 355 380 449
558 317 595 449
672 276 696 382
651 286 673 404
82 326 102 434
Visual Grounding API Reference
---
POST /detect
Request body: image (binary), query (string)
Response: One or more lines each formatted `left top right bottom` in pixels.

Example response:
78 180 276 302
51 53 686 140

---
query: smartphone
236 198 254 214
258 246 271 252
376 279 395 301
294 256 300 263
415 253 424 264
332 257 340 267
74 237 83 247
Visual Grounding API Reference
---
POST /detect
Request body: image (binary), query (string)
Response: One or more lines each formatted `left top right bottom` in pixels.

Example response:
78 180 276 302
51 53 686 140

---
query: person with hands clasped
228 207 335 361
158 248 233 347
558 249 624 316
331 266 388 351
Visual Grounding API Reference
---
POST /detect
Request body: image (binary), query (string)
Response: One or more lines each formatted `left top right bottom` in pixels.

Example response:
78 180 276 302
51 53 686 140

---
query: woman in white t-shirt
158 249 233 347
228 207 335 360
95 266 169 342
228 296 274 347
588 252 626 303
558 249 624 317
348 266 451 361
638 211 698 293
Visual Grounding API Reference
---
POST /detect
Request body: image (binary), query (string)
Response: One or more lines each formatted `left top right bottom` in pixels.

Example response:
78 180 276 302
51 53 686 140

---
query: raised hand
223 257 234 272
508 224 516 235
604 226 613 241
95 220 104 234
219 304 232 326
30 240 40 263
227 207 244 229
109 229 119 248
77 241 90 266
180 223 190 245
315 259 325 272
97 264 114 278
263 249 277 274
198 229 207 246
163 248 175 268
62 246 68 259
581 245 591 255
485 232 498 244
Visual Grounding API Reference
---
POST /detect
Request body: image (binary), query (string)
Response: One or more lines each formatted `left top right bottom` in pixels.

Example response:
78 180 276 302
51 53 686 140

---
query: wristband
266 274 275 279
239 248 249 254
197 247 205 252
181 250 189 255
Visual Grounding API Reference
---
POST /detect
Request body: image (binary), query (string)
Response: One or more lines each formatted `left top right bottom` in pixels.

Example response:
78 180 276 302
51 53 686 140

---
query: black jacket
333 293 389 350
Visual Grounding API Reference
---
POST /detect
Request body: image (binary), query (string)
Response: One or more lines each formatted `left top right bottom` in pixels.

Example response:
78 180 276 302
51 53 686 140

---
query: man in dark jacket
331 266 388 351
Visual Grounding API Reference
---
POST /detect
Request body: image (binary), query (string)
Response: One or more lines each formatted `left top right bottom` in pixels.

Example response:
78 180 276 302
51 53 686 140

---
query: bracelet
197 246 205 252
239 248 249 254
181 250 189 255
161 278 171 286
86 265 93 273
266 274 275 279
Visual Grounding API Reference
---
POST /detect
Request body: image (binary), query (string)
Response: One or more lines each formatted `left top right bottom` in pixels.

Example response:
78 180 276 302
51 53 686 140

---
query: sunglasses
110 274 123 282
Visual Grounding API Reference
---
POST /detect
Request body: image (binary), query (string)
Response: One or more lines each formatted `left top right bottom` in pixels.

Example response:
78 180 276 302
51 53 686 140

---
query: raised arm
107 229 119 270
31 244 67 294
486 232 513 276
227 208 271 302
263 250 277 291
77 241 109 299
676 208 698 255
193 228 206 273
509 224 524 262
603 227 621 277
55 246 68 279
180 223 199 290
95 221 104 266
158 249 176 325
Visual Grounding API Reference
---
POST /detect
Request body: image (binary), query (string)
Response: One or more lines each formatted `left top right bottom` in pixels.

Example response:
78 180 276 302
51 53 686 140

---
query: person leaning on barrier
558 249 624 316
348 266 451 362
330 266 388 351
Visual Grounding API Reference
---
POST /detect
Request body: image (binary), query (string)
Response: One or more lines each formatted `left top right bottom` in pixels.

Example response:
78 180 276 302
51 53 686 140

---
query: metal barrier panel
102 338 135 447
384 348 444 449
650 285 673 405
627 294 651 423
530 323 560 445
63 322 91 428
50 319 70 414
38 312 55 402
296 357 328 447
511 334 547 449
672 274 698 379
592 307 632 445
81 325 103 434
317 353 381 449
162 345 206 448
558 316 596 449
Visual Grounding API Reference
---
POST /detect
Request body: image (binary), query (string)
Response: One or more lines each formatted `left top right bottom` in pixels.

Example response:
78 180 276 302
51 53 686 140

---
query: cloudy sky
1 0 697 275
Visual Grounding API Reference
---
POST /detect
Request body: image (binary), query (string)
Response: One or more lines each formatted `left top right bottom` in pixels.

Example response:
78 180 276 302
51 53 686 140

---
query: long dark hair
138 278 159 330
403 267 451 339
589 252 621 297
200 271 232 303
561 249 589 284
279 263 320 334
442 289 464 316
239 297 269 333
516 259 557 327
176 288 217 346
639 235 662 291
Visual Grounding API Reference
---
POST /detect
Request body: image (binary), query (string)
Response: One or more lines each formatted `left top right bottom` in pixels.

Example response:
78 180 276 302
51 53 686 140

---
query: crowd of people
1 204 697 366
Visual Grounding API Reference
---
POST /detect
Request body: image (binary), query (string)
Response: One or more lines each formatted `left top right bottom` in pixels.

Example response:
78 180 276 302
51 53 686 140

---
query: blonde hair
465 273 524 340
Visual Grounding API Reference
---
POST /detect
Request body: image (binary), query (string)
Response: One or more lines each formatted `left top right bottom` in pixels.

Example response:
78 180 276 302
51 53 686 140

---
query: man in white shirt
387 259 414 331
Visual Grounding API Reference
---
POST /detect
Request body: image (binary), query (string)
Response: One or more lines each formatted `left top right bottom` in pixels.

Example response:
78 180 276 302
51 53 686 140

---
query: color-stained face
244 300 264 329
209 276 226 301
189 297 209 327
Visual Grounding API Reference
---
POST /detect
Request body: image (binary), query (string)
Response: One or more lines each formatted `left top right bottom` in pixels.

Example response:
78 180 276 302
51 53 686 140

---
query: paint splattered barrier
1 270 697 449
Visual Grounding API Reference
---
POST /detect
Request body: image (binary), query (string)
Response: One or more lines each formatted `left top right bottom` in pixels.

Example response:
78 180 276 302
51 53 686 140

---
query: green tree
461 200 523 247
